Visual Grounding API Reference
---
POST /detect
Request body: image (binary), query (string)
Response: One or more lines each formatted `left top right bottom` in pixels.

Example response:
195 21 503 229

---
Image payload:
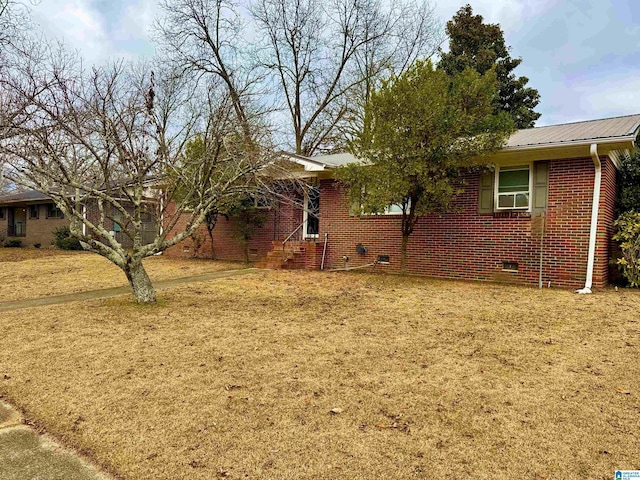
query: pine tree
439 4 541 129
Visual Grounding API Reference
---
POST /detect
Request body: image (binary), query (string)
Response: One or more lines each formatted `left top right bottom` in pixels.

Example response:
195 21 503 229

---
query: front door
303 185 320 238
7 207 26 237
13 208 26 236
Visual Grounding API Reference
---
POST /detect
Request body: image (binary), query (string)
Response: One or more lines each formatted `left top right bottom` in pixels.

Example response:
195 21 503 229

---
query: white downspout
576 143 601 294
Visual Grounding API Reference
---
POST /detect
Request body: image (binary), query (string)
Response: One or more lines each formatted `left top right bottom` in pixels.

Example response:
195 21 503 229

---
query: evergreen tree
339 60 514 271
439 4 541 129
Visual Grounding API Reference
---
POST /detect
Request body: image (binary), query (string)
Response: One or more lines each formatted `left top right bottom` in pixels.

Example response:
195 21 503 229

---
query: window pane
498 194 514 208
386 203 403 214
498 168 529 192
515 193 529 208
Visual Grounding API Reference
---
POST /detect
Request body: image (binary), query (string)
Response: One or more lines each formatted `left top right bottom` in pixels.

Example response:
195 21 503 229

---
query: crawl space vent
502 261 518 272
377 255 390 264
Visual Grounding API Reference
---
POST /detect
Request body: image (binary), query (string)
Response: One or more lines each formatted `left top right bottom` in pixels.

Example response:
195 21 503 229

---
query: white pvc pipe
82 204 86 236
320 232 328 270
576 143 601 294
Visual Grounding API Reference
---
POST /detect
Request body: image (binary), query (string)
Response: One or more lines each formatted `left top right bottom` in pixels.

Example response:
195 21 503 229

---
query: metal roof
297 114 640 169
311 153 357 167
506 114 640 149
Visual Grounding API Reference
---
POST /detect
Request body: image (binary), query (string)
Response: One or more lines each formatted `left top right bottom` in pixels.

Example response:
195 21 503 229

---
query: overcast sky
28 0 640 128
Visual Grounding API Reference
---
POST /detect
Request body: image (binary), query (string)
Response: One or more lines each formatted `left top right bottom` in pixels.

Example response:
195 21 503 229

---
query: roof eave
0 196 53 205
493 136 637 166
280 152 329 172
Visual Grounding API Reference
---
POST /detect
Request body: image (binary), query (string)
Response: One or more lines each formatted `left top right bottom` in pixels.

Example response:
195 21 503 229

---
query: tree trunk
124 260 156 304
400 233 409 274
208 231 215 260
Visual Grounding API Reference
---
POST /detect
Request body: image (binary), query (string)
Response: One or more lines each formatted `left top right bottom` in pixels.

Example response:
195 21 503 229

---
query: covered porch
0 190 66 246
5 205 28 237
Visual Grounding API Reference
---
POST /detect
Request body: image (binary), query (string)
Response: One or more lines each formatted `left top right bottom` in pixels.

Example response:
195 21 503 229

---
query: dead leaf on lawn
329 408 343 414
615 387 631 395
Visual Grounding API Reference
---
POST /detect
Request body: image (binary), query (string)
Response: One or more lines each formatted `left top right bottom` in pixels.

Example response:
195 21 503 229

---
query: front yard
0 250 639 479
0 248 240 302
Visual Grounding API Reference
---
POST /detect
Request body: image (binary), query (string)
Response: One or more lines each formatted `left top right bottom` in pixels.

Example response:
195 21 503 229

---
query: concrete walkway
0 267 258 313
0 400 112 480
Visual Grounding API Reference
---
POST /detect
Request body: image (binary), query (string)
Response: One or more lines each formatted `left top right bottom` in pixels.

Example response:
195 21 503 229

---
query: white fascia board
491 137 636 167
504 135 637 152
280 153 327 172
297 160 327 172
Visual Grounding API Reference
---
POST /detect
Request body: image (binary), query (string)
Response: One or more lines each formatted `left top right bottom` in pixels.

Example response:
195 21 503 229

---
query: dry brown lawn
0 247 241 302
0 263 639 479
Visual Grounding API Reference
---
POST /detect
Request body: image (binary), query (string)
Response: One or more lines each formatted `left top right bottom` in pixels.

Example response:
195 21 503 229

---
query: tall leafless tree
0 48 280 303
0 1 39 194
154 0 267 145
252 0 442 155
0 0 29 52
155 0 442 157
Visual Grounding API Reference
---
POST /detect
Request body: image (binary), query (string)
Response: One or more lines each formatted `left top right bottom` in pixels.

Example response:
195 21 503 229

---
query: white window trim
360 198 411 216
494 162 533 211
382 202 408 215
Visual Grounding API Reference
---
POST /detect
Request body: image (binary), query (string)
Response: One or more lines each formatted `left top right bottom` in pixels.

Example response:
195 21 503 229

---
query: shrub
4 238 22 248
53 226 83 250
618 151 640 213
613 211 640 287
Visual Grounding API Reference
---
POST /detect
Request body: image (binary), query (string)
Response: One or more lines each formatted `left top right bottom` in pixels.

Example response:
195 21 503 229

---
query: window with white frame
361 200 410 215
496 165 530 210
383 202 407 215
357 185 410 216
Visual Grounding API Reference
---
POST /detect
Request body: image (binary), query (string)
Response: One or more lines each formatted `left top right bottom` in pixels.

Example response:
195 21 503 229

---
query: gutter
502 135 637 153
576 143 601 294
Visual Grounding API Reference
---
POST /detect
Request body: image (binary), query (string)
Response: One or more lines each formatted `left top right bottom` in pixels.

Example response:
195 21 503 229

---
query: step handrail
281 220 306 245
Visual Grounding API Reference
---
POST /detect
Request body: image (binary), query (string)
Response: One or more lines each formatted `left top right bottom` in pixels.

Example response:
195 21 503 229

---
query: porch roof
0 190 52 205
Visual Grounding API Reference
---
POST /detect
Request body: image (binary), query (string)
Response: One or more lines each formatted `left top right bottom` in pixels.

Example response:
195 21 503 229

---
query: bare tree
0 49 278 303
154 0 267 144
155 0 441 157
252 0 442 155
0 0 39 139
0 0 30 52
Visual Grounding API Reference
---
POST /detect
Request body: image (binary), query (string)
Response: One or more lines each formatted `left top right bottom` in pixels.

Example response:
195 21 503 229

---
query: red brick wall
163 156 618 289
164 198 303 261
597 156 618 285
317 156 616 288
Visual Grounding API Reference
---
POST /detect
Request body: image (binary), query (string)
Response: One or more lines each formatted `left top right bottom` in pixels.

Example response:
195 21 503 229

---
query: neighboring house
170 113 640 290
0 191 68 246
0 191 158 248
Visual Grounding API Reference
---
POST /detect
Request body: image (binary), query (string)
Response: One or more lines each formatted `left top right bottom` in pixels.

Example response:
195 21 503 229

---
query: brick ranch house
166 114 640 291
0 191 157 248
0 190 68 246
